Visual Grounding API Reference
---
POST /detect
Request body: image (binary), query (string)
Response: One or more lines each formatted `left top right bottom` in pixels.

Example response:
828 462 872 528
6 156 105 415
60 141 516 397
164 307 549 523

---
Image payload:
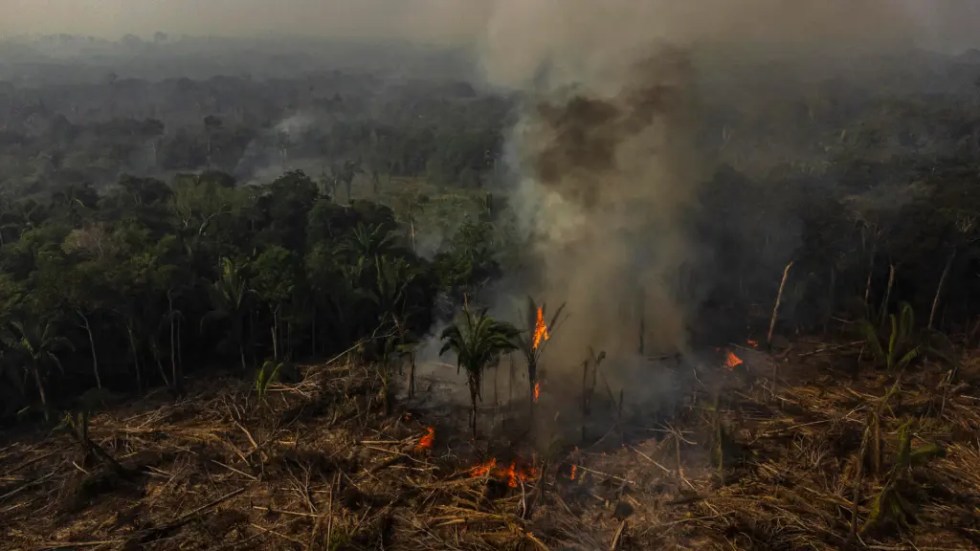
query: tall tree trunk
127 324 142 394
929 250 956 330
468 372 479 439
271 307 280 361
410 220 416 253
879 263 896 328
408 351 416 398
30 363 49 422
767 261 795 346
78 311 101 390
176 315 182 374
237 314 247 372
168 293 179 393
864 245 876 311
825 266 836 335
151 339 170 387
311 306 317 358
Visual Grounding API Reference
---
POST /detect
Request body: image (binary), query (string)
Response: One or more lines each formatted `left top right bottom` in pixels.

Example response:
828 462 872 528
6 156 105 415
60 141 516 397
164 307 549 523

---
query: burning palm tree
515 297 565 408
440 306 519 438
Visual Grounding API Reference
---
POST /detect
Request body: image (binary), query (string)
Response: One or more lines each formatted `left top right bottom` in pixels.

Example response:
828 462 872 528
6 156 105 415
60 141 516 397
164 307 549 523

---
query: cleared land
1 339 978 550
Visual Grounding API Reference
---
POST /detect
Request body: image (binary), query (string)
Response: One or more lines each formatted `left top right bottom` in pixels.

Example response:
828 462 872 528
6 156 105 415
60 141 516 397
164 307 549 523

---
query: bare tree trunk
508 354 515 406
581 360 589 444
176 314 182 374
408 352 416 398
767 261 795 346
879 263 895 327
237 313 248 372
127 324 142 394
311 306 317 358
30 363 49 421
825 266 836 335
168 293 179 393
78 311 101 390
929 251 955 330
151 339 170 388
469 376 479 439
493 363 499 407
271 307 279 361
864 245 876 311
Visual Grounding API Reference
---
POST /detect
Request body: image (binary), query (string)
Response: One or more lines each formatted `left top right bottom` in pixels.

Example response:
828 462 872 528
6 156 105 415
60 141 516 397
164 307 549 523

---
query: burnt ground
1 338 978 550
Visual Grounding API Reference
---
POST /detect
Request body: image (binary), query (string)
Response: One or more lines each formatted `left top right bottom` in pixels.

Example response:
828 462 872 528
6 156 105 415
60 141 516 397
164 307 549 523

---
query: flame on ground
416 426 435 451
469 458 497 478
725 350 743 370
746 338 759 349
533 382 541 402
532 306 550 350
469 458 540 488
569 464 577 480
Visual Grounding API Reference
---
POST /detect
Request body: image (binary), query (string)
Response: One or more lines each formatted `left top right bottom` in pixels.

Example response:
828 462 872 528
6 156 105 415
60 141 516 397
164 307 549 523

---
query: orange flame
569 464 577 480
416 426 435 451
468 458 539 487
532 306 550 350
502 461 540 488
724 350 743 370
469 458 497 478
533 382 541 402
746 339 759 349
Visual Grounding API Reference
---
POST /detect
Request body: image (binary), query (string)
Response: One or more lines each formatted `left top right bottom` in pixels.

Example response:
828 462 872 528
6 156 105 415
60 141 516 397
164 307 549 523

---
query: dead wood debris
0 343 977 550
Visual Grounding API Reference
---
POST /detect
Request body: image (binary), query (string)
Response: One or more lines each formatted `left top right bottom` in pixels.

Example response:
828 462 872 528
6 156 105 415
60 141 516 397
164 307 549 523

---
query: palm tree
369 256 419 411
514 297 565 409
202 257 253 372
4 319 74 421
440 307 519 438
339 223 399 263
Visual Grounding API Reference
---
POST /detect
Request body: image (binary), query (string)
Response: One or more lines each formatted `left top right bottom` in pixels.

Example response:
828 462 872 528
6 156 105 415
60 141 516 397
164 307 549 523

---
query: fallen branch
137 486 246 543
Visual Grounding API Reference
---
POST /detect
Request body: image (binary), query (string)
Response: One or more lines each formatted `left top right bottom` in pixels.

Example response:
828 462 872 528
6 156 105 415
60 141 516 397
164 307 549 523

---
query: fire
724 350 743 370
532 306 550 350
469 458 539 488
746 338 759 349
533 382 541 402
416 426 435 451
569 464 578 480
469 458 497 478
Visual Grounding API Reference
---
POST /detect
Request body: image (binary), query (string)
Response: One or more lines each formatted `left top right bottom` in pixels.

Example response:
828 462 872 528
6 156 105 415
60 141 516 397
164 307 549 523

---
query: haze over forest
2 2 980 549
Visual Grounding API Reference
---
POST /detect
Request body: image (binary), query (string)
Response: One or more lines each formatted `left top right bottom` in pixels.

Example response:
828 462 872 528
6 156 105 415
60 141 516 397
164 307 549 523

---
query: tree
342 223 400 262
251 246 299 360
4 319 74 421
369 256 418 411
203 257 253 372
330 159 362 204
514 297 565 409
440 307 518 438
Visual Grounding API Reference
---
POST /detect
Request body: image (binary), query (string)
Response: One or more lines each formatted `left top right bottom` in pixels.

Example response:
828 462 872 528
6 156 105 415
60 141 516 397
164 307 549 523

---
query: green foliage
862 421 945 535
859 302 922 373
255 359 284 400
440 306 519 436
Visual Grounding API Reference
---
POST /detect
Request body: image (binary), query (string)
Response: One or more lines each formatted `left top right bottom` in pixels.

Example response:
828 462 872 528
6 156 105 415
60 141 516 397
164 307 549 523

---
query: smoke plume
476 0 937 374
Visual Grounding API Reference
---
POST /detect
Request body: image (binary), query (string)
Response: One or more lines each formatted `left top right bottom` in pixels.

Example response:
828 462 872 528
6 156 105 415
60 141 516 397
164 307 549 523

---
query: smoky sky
0 0 491 43
2 0 980 55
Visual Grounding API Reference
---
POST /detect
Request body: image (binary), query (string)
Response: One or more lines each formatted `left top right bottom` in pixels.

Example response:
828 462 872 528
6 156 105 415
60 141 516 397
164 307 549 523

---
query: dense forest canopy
1 34 980 421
